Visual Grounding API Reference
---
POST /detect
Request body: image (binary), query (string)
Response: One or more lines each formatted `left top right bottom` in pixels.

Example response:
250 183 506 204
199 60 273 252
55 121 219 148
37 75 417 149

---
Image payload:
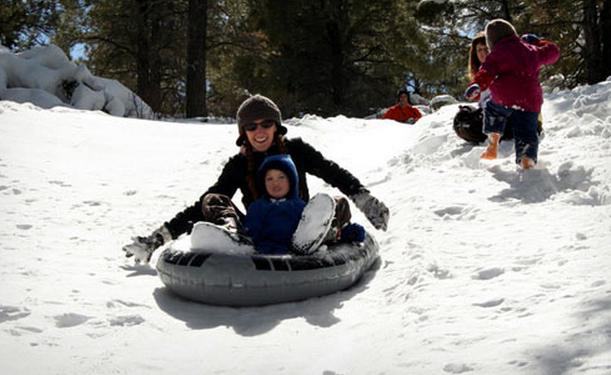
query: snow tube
156 232 379 307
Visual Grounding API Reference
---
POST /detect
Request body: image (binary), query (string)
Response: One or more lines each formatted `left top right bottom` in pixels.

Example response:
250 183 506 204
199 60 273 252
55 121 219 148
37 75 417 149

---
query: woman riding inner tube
123 94 390 264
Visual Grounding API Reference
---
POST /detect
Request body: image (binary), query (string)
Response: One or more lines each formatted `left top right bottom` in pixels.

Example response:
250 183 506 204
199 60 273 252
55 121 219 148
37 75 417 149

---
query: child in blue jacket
244 154 307 254
245 154 366 255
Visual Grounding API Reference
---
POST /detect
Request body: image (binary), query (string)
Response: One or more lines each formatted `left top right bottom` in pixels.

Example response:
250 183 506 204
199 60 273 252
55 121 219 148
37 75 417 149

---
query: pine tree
0 0 61 50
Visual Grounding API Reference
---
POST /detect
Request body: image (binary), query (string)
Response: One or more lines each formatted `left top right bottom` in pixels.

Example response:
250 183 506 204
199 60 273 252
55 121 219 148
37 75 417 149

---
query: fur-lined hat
235 94 287 146
485 19 517 50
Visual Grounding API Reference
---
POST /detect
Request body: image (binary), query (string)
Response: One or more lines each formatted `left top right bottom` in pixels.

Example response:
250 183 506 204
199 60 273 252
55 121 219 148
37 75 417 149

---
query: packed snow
1 78 610 374
0 44 153 119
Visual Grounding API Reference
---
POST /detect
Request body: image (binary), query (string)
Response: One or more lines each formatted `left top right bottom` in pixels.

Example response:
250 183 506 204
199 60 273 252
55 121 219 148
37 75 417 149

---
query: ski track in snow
1 80 611 374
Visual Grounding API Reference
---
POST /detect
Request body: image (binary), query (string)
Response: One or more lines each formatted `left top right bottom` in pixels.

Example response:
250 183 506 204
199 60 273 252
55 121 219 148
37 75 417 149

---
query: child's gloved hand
464 83 481 101
521 33 541 45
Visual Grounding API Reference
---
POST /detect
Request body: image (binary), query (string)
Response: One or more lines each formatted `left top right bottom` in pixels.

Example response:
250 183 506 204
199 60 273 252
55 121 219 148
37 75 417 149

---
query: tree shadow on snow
531 295 611 374
152 258 380 336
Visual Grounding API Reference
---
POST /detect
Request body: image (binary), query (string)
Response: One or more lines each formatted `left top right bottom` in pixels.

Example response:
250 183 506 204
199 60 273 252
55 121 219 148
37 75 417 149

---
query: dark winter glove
351 191 389 231
122 225 172 264
340 223 366 243
464 83 481 101
521 33 541 45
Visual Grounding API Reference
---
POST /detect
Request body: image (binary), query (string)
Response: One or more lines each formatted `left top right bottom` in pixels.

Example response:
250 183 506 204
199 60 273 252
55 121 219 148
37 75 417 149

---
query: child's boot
481 133 501 160
292 193 336 255
520 156 535 169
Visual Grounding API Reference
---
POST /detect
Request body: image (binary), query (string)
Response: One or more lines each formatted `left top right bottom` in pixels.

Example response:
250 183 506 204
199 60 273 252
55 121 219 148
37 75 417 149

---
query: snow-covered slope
1 80 610 375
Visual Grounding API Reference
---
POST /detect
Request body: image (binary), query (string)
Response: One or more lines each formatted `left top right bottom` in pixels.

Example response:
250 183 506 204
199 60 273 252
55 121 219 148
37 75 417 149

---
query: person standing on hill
465 19 559 169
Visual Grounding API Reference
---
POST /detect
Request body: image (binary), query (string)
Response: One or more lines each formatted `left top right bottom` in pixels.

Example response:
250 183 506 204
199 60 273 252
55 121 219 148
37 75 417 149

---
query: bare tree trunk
601 0 611 79
500 0 512 22
186 0 208 118
134 0 162 113
325 1 347 112
583 0 604 84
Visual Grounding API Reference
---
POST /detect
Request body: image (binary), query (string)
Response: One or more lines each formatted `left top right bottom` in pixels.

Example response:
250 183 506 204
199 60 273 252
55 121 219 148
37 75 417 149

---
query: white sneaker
190 221 255 255
292 193 336 255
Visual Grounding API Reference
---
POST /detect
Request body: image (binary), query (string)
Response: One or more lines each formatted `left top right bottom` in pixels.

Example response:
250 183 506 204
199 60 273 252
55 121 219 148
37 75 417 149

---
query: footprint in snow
443 363 474 373
106 299 150 309
48 180 72 187
434 206 464 217
0 305 31 323
434 205 478 220
473 298 505 308
16 224 33 230
83 200 103 207
53 313 91 328
108 315 145 327
472 267 505 280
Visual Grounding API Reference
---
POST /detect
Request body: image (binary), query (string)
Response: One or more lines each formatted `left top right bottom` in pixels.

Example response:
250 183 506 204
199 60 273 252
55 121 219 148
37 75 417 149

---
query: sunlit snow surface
1 79 610 374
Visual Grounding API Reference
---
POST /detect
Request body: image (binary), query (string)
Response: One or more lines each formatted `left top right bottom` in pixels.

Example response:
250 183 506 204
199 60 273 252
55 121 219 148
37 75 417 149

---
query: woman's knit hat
485 19 517 50
235 94 287 146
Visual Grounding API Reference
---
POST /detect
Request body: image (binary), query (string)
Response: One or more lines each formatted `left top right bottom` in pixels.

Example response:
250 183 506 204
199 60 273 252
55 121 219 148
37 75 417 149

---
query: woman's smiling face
245 119 277 152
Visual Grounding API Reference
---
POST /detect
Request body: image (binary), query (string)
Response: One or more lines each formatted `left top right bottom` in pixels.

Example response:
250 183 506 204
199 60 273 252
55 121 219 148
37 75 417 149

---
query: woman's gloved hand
351 191 389 231
122 225 173 264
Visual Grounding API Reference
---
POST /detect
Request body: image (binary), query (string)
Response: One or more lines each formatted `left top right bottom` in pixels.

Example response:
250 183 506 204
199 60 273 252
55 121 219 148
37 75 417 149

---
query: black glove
122 225 172 264
351 191 389 231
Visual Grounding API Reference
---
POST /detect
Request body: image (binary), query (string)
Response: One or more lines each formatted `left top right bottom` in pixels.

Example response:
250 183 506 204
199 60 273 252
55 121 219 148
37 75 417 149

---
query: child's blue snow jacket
244 155 306 254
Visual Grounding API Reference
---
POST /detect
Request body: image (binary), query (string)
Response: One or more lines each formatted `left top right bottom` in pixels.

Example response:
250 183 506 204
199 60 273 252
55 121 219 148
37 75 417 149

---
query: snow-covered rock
0 44 153 118
430 94 459 110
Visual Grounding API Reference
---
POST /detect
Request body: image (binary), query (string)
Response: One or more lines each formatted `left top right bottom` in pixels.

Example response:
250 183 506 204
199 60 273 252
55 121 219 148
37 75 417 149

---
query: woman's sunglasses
244 120 276 132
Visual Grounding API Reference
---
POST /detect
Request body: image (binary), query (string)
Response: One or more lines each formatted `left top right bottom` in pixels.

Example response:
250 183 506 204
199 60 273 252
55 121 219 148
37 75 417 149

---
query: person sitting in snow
244 154 365 255
382 88 422 124
464 19 559 169
123 94 387 263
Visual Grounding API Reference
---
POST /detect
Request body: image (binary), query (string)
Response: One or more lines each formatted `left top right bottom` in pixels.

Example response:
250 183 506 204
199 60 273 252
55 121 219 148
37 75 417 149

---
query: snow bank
0 44 154 119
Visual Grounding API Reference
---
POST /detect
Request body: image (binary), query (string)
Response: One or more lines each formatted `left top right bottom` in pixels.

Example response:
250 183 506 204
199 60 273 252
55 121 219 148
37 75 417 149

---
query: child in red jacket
465 19 560 169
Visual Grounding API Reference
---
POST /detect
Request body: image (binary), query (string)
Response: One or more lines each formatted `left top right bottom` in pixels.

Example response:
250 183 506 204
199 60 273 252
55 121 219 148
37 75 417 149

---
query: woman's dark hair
244 131 288 199
468 32 486 81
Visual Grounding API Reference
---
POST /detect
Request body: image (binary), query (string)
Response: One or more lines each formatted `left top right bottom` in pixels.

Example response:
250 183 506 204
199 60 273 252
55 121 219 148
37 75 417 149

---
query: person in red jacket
465 19 559 169
382 88 422 124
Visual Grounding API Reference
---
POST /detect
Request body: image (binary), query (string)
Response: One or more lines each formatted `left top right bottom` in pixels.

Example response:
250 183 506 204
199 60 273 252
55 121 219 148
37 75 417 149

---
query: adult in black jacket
123 94 389 263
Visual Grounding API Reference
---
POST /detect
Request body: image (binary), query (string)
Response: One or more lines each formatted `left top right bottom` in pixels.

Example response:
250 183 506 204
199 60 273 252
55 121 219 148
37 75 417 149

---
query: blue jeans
484 100 539 164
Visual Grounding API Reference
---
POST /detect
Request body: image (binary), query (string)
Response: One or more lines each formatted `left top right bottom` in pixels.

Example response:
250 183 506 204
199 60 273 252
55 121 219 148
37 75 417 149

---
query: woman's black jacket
164 137 367 238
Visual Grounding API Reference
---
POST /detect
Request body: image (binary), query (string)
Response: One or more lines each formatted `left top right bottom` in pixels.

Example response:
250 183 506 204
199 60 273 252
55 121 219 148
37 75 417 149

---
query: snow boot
520 156 535 170
481 132 501 160
292 193 336 255
190 221 255 255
